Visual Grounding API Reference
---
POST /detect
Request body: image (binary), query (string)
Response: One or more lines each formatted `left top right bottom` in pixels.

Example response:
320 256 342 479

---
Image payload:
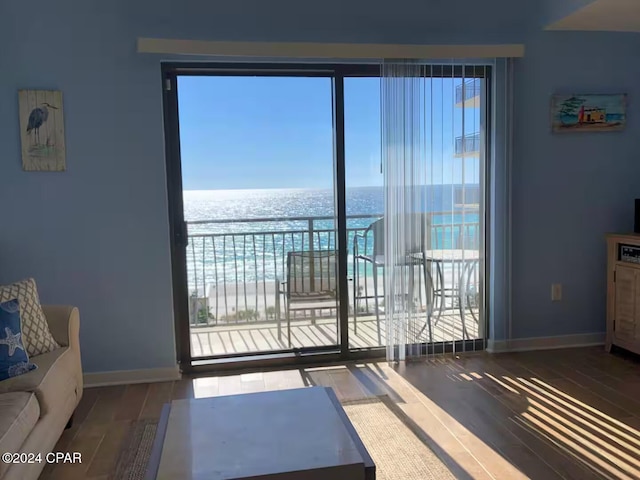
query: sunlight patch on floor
487 374 640 480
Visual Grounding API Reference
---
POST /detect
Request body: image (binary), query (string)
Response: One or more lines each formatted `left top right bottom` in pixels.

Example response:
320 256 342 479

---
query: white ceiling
547 0 640 32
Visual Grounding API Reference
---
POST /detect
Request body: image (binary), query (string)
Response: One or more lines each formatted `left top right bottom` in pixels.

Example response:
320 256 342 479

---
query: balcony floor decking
190 310 481 357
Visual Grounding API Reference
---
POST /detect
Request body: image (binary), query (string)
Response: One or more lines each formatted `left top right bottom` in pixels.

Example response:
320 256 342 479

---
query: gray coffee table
145 386 375 480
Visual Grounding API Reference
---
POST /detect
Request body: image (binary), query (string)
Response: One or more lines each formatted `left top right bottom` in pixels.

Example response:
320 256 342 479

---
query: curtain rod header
137 38 525 59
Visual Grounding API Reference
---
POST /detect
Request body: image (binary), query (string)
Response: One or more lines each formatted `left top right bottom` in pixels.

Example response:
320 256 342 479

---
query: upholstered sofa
0 306 82 480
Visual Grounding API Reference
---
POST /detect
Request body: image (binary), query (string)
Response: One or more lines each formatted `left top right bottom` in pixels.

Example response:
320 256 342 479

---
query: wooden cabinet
606 234 640 354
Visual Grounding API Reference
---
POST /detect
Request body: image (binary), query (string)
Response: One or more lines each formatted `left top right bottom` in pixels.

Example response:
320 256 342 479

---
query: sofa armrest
40 305 83 407
41 305 80 351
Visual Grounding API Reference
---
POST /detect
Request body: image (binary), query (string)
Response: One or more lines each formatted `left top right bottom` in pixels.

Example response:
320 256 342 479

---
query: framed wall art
18 90 66 171
551 93 626 133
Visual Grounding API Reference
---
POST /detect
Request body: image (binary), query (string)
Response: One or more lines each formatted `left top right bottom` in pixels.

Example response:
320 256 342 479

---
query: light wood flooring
39 346 640 479
191 312 481 356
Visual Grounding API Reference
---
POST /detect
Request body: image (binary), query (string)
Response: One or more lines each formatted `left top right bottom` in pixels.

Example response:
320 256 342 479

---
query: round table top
424 249 480 261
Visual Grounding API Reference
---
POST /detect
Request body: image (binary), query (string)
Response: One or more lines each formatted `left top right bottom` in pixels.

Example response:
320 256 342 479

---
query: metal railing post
308 218 316 324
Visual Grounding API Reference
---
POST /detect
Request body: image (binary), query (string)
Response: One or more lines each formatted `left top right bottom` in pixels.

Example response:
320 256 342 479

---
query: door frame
161 62 491 373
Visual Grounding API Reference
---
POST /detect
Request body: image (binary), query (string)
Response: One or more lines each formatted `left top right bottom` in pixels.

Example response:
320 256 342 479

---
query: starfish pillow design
0 327 24 357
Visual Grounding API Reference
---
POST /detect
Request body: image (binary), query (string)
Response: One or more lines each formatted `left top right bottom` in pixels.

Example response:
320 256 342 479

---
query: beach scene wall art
18 90 66 171
551 93 626 133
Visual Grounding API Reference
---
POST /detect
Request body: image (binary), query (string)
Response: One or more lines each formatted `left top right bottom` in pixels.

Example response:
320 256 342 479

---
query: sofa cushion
0 299 37 381
0 279 59 356
0 392 40 478
0 347 78 416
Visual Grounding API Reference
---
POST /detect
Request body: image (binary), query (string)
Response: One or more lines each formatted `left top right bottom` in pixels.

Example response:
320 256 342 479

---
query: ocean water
184 186 480 289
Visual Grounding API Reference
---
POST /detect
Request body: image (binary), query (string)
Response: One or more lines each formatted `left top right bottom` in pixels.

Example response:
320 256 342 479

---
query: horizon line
183 183 480 192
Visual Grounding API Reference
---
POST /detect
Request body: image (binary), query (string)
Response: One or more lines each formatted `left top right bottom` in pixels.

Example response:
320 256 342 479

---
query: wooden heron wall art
19 90 66 171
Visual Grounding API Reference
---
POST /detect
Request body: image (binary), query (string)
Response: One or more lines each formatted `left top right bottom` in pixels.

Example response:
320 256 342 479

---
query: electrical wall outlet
551 283 562 301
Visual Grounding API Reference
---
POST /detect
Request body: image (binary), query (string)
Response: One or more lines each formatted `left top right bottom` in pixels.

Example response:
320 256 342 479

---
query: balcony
186 212 481 357
454 132 481 157
455 80 481 108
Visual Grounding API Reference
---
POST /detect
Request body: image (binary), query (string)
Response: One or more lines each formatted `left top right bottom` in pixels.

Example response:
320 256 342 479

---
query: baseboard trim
84 366 181 388
486 332 605 353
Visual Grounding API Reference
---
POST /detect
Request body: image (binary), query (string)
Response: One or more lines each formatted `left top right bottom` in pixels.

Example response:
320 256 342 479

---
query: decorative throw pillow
0 299 37 381
0 279 59 356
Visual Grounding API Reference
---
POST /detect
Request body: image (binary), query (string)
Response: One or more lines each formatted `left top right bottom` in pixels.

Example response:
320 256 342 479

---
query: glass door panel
177 75 341 358
345 72 486 353
344 77 385 349
426 74 485 351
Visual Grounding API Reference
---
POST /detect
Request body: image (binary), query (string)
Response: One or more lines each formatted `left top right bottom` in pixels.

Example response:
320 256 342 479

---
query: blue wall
511 31 640 339
0 0 637 372
0 2 177 373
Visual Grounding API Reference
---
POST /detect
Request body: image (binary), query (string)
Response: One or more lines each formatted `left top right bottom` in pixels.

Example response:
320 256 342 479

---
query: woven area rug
343 396 456 480
111 419 158 480
113 396 456 480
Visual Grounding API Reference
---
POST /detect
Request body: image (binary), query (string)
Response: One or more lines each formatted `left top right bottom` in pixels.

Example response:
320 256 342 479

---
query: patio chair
353 214 433 344
275 250 339 348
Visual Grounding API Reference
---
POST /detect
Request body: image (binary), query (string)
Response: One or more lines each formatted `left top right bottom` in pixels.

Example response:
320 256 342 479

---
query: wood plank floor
38 346 640 479
191 311 482 356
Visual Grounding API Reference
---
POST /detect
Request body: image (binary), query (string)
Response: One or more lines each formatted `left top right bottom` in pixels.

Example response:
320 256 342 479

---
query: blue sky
178 75 481 190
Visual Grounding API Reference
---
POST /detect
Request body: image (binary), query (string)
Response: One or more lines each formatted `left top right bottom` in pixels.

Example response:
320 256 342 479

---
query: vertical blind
381 61 487 362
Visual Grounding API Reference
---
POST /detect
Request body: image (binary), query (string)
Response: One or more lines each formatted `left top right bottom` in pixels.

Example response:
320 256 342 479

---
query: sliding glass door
175 73 343 359
380 66 487 359
346 69 487 356
162 63 489 367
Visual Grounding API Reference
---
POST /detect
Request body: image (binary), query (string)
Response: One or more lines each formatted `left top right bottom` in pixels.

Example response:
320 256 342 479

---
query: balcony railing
454 132 481 157
455 80 481 105
186 212 479 327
